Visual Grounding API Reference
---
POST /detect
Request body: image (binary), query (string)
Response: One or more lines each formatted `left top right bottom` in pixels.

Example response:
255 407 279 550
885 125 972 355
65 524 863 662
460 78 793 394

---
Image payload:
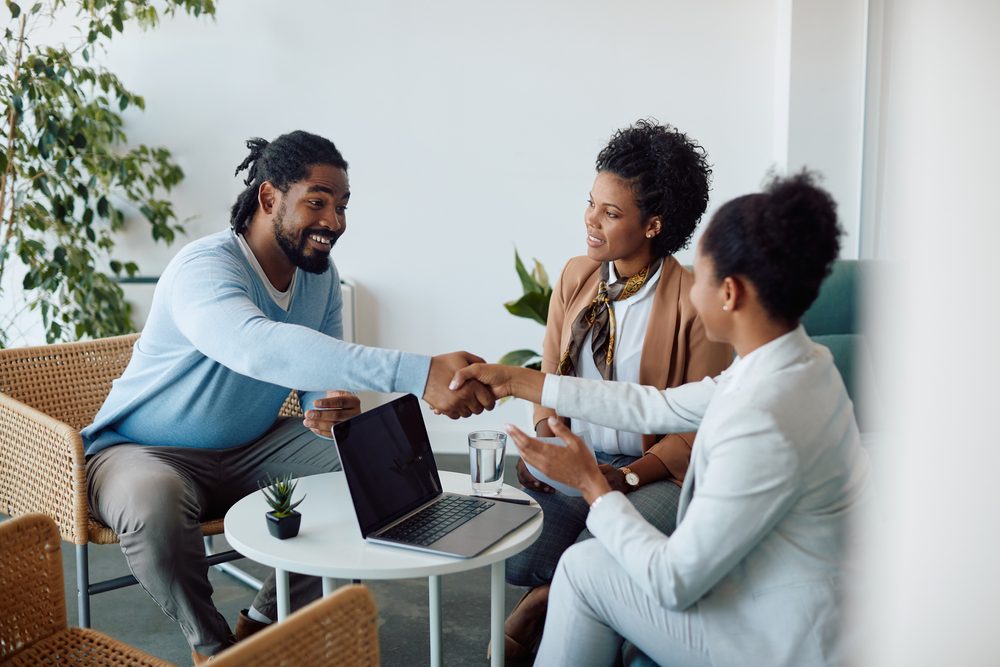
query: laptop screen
332 394 443 537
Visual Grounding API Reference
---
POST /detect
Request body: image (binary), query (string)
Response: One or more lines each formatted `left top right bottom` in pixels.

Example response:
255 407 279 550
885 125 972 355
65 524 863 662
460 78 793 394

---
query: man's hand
506 417 610 505
303 390 361 438
516 457 555 493
449 363 546 404
424 352 496 419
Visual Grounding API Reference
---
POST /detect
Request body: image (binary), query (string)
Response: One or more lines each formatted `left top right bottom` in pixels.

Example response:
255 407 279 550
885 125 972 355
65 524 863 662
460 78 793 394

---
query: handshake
423 351 530 419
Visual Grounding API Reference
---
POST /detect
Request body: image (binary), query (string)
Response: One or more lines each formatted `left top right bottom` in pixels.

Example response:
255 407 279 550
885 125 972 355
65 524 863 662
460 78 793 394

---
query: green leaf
514 249 541 295
532 261 550 290
504 291 551 325
7 2 21 19
498 349 541 367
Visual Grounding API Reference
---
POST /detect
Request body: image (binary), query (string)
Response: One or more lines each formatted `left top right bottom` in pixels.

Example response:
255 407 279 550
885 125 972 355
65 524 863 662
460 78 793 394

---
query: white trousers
535 539 714 667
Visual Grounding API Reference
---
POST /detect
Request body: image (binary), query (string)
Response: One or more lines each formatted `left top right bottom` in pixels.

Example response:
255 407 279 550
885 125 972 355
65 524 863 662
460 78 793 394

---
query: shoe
235 608 269 641
487 584 550 660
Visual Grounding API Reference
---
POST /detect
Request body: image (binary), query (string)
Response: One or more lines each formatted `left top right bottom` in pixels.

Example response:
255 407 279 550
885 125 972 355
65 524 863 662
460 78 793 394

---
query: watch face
625 472 640 487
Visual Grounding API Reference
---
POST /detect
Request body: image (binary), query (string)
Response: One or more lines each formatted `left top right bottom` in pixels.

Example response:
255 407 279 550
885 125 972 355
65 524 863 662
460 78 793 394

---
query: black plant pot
266 510 301 539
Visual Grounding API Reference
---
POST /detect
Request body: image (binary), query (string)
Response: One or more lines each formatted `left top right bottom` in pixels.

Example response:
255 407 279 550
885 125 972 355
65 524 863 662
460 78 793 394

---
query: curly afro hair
229 130 348 234
595 119 712 258
701 170 843 324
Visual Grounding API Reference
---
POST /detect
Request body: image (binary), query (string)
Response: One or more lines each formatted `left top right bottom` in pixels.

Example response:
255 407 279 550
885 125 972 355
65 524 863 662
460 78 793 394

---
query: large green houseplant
499 249 552 370
0 0 216 347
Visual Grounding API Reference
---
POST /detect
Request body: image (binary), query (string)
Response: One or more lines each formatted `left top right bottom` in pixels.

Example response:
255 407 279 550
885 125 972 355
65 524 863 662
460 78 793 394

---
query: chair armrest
0 392 90 545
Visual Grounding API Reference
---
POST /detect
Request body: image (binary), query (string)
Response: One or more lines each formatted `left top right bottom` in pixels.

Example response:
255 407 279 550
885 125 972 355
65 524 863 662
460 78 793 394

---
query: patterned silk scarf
557 259 662 380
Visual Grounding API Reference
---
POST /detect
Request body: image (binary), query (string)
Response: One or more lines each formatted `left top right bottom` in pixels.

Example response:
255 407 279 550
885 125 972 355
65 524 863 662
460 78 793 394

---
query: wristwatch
620 466 640 489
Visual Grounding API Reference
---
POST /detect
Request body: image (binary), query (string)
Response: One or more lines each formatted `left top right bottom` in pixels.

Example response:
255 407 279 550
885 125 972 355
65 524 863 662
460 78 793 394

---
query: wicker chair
212 584 380 667
0 334 303 628
0 512 172 666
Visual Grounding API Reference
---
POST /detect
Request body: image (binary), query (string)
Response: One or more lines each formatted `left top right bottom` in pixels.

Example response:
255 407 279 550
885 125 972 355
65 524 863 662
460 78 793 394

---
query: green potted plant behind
499 249 552 370
260 473 305 540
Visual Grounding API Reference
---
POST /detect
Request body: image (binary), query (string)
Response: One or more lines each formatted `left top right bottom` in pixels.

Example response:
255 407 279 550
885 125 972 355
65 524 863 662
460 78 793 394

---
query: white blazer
541 326 870 667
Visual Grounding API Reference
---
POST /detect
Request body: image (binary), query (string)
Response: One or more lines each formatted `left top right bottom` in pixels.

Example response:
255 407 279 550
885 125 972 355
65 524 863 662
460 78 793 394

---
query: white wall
4 1 869 449
851 0 1000 663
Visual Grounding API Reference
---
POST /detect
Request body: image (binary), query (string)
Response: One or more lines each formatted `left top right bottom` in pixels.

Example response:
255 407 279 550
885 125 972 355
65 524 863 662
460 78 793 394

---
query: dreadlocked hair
229 130 349 233
595 119 712 258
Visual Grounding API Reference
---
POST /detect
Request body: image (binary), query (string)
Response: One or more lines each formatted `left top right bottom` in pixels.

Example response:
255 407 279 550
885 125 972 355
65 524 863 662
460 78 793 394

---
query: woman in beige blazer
501 120 732 657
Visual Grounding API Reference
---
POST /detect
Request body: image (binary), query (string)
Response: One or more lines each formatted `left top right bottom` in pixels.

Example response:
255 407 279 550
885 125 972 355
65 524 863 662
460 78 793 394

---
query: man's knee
97 469 199 538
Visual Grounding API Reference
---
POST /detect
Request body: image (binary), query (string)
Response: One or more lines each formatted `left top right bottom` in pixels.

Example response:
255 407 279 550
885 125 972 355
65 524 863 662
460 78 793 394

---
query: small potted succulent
260 473 306 539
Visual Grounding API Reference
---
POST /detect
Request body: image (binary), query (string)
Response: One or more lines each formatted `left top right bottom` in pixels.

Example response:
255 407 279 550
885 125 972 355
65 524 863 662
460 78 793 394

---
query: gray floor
52 454 537 666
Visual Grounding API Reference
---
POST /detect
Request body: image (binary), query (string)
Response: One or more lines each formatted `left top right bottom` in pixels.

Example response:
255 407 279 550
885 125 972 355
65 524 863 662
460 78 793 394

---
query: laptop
332 394 540 558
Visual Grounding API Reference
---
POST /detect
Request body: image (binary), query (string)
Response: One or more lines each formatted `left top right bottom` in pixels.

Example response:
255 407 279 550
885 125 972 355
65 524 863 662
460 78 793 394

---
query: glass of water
468 430 507 496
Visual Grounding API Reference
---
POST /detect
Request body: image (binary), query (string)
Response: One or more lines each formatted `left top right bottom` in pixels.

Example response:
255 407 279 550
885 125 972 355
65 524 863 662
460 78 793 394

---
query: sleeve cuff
395 352 433 397
585 491 631 536
541 373 562 409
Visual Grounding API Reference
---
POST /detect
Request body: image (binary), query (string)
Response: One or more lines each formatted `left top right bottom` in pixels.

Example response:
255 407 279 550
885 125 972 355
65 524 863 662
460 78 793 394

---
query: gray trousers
86 418 340 656
536 539 712 667
506 453 681 588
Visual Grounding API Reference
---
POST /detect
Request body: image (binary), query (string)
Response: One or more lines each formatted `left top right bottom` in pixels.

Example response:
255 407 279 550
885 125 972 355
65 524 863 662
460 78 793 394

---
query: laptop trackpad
431 502 540 558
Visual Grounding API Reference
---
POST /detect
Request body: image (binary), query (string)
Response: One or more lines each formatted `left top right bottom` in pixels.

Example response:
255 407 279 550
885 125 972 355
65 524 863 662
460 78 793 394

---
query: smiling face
271 164 350 274
585 171 659 276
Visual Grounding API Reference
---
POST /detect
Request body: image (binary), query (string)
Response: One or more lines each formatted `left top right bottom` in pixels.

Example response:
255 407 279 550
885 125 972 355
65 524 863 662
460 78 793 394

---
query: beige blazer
533 255 732 483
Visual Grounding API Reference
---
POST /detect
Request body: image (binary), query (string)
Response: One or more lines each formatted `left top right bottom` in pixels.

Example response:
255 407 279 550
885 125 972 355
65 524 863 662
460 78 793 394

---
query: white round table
225 470 542 667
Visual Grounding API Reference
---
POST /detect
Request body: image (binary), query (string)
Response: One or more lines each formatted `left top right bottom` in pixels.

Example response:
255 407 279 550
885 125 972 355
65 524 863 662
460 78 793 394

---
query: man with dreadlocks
82 130 494 662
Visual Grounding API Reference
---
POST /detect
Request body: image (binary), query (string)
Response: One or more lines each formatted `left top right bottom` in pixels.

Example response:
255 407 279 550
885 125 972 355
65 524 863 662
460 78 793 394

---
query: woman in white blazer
452 172 869 667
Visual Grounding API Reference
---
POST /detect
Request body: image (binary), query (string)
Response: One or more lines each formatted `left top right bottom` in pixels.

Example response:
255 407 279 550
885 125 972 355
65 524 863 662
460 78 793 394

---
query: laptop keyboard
380 495 493 546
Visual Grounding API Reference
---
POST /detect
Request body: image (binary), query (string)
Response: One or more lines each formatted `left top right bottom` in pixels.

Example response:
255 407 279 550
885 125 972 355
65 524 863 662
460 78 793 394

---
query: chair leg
204 536 263 591
76 543 91 628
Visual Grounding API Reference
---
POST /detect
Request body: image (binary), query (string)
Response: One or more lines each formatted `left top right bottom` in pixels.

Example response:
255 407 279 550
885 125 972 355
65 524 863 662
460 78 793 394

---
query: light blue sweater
82 230 431 455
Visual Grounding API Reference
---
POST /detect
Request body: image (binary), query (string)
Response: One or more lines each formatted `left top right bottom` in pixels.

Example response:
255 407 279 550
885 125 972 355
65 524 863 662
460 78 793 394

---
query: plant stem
0 13 28 284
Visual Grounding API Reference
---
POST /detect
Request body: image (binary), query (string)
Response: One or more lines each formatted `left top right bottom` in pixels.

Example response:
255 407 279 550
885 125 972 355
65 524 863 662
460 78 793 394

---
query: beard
272 203 338 274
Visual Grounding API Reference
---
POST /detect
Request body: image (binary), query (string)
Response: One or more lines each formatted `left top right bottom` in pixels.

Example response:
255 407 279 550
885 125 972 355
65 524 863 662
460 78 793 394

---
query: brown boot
488 584 550 660
235 608 270 641
191 649 213 665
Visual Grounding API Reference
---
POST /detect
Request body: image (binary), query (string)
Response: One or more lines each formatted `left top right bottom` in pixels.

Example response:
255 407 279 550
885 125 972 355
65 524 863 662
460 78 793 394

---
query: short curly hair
701 171 842 324
595 119 712 258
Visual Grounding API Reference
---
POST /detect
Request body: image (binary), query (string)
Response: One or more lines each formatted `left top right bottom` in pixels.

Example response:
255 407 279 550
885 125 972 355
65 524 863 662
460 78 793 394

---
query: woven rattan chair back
0 512 67 658
0 513 172 666
0 334 139 431
211 584 380 667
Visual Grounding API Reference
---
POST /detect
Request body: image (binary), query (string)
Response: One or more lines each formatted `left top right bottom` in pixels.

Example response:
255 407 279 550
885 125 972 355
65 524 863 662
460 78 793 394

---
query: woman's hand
304 390 361 438
598 464 631 494
506 417 611 505
450 363 546 403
